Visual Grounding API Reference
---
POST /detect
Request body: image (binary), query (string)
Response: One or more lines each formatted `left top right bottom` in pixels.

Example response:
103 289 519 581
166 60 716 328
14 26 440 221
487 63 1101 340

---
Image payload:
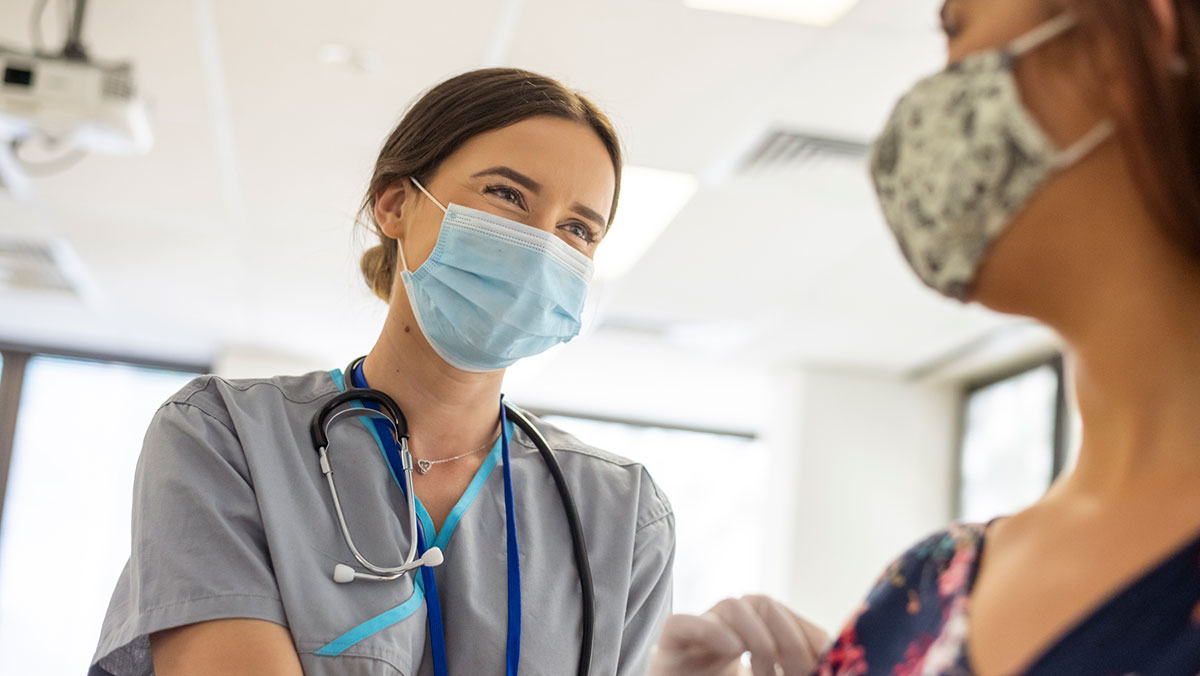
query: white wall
504 329 772 435
508 336 961 632
766 366 958 632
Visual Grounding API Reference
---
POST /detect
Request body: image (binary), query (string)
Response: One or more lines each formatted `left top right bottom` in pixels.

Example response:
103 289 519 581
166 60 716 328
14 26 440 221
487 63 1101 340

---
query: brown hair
1063 0 1200 254
358 68 623 301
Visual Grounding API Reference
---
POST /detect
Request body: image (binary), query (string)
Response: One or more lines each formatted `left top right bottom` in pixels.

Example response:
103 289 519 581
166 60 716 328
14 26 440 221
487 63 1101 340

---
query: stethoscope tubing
319 409 422 577
505 405 595 676
314 392 424 577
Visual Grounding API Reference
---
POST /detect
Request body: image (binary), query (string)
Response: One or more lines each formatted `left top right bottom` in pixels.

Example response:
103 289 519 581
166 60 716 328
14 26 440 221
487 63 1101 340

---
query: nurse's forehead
458 116 605 149
443 119 614 181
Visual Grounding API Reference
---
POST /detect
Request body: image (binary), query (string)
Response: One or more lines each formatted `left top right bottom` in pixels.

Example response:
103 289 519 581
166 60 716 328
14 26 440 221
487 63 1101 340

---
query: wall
511 339 961 633
767 366 959 632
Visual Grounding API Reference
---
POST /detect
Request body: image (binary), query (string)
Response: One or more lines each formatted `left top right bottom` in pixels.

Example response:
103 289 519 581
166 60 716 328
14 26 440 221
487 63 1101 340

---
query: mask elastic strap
410 177 449 214
396 233 411 275
1054 119 1117 168
396 177 449 275
1009 14 1078 57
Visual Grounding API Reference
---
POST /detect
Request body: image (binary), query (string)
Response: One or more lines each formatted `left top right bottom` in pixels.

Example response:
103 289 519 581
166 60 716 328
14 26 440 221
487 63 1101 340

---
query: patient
652 0 1200 673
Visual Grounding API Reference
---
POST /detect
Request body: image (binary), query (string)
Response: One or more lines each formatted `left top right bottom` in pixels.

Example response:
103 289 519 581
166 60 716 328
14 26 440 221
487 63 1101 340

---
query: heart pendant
416 459 433 475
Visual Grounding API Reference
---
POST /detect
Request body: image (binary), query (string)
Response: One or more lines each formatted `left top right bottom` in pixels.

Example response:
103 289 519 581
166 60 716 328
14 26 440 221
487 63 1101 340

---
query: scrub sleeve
88 400 284 676
617 507 675 676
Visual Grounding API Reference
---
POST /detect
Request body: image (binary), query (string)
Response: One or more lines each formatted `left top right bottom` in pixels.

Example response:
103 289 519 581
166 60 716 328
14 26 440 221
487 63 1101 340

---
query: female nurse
652 0 1200 674
89 68 675 676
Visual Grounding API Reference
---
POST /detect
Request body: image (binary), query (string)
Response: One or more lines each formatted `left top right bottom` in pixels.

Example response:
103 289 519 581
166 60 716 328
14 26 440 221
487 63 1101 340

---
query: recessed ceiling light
684 0 861 26
317 43 383 74
317 43 354 65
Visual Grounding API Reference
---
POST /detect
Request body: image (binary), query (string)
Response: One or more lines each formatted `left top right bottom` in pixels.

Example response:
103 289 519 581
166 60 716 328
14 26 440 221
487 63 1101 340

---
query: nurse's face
376 115 617 274
939 0 1128 313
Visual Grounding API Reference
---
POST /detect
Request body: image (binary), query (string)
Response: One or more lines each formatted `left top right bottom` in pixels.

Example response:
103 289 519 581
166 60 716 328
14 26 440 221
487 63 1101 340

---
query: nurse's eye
484 184 527 209
560 221 599 245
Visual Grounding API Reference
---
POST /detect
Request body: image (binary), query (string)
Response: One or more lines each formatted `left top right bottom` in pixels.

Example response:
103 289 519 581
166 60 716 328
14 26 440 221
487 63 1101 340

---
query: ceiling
0 0 1018 383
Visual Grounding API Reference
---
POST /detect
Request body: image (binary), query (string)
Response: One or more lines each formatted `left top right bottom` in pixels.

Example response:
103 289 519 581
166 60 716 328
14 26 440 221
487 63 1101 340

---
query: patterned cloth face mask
396 177 595 372
869 14 1116 301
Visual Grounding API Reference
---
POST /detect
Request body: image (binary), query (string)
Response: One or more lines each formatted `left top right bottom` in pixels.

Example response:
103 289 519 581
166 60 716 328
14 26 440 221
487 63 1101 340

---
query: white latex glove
648 595 828 676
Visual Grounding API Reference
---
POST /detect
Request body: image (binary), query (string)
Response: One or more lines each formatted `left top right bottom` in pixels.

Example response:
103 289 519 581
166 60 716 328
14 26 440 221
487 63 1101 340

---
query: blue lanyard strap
350 362 450 676
352 362 521 676
500 400 521 676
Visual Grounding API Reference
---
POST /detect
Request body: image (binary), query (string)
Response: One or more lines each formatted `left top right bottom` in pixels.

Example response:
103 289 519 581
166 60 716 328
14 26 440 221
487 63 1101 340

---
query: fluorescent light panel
684 0 861 26
596 166 698 280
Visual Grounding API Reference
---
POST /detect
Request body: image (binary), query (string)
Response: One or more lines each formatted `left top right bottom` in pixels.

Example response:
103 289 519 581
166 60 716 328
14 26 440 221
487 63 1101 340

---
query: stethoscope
310 357 595 676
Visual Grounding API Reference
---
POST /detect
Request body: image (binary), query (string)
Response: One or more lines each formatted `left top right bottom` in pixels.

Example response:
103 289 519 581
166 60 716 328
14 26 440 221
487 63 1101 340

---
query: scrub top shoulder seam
174 373 341 407
157 399 241 439
637 464 672 507
157 374 342 432
510 434 641 468
215 376 340 404
635 509 674 534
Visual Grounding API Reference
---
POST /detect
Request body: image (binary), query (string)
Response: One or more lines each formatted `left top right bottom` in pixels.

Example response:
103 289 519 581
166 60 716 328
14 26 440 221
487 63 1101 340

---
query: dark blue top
814 523 1200 676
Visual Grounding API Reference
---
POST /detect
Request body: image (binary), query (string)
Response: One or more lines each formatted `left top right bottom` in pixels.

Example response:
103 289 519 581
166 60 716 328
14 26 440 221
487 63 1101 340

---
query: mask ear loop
396 177 449 275
410 177 449 213
1054 119 1117 168
1009 13 1079 57
1005 14 1116 168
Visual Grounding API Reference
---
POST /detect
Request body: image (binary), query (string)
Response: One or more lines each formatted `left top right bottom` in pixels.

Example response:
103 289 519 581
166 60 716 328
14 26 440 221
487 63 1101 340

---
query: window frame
0 342 209 534
522 405 758 441
953 354 1068 519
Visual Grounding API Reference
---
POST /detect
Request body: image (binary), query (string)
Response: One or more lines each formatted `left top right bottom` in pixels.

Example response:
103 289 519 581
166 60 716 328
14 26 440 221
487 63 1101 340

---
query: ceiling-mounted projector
0 46 152 156
0 0 151 158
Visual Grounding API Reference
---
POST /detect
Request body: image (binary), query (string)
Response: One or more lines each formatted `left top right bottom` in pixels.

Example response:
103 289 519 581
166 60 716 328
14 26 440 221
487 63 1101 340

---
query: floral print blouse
815 522 1200 676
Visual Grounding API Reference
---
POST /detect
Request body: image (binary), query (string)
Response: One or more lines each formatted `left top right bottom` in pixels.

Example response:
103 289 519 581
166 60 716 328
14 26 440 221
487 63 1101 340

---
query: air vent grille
0 238 76 294
738 129 871 175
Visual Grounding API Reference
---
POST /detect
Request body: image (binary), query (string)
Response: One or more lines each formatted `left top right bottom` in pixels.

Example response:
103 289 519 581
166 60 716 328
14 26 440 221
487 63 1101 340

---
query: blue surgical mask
397 178 594 372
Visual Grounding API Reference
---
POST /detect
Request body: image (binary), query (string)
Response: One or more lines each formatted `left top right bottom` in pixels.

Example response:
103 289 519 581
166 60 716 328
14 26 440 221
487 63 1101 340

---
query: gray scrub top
89 369 675 676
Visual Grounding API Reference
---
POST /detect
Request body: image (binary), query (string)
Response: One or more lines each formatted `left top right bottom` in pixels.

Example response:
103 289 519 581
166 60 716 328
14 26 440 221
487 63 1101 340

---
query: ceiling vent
0 237 77 295
736 128 872 175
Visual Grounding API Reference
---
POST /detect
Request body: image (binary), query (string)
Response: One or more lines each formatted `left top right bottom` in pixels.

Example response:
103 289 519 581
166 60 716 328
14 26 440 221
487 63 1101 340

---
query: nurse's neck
361 299 506 463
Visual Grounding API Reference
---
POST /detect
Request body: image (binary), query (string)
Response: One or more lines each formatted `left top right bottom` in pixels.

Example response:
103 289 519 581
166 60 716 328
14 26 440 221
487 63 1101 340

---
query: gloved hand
648 595 828 676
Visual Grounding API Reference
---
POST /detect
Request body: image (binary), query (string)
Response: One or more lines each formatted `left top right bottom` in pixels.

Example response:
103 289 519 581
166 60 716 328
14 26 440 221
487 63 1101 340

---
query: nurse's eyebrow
473 166 542 193
474 165 608 232
573 203 608 231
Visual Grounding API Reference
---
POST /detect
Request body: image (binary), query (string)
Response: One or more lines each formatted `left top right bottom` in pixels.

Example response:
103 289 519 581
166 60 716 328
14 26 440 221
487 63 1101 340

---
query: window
957 359 1067 522
0 352 202 676
541 414 770 615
